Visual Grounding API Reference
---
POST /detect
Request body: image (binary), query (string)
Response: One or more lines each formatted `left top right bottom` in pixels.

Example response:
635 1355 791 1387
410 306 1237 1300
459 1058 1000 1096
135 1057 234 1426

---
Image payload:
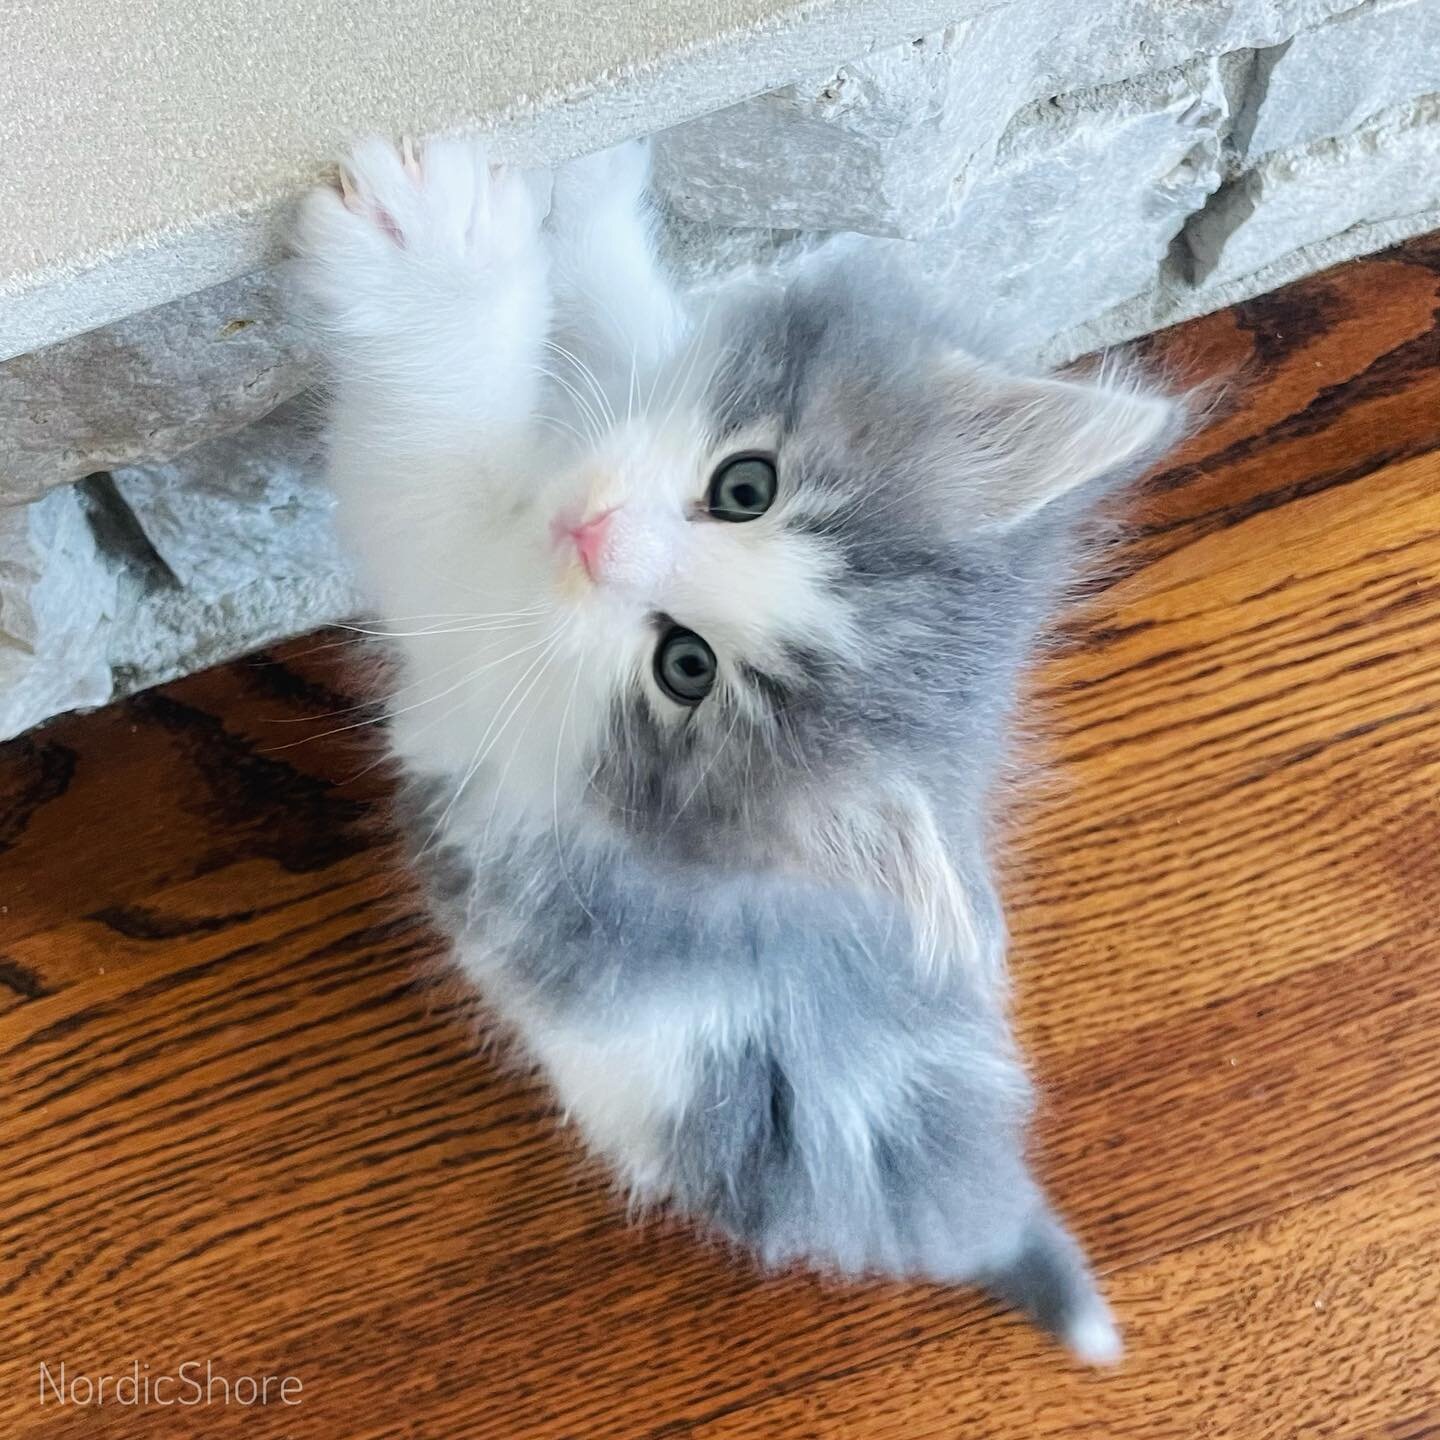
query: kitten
296 135 1180 1362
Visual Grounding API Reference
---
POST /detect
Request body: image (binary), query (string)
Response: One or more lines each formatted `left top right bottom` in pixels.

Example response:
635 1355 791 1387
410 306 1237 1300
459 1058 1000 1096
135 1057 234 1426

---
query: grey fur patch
405 798 1109 1348
591 253 1175 870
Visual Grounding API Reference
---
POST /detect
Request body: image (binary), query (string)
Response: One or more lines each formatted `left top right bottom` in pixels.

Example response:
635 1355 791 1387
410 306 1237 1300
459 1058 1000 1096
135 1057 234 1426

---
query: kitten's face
541 408 860 853
443 263 1176 885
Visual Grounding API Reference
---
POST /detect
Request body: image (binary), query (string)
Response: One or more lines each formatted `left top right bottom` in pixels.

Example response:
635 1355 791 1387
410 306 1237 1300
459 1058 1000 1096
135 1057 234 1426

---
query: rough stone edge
106 572 360 706
0 576 357 746
1037 204 1440 366
1 268 313 504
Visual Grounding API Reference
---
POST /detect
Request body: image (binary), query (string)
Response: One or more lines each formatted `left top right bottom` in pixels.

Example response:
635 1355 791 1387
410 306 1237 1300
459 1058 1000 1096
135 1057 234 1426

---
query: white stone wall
653 0 1440 360
3 0 1439 739
1 405 358 738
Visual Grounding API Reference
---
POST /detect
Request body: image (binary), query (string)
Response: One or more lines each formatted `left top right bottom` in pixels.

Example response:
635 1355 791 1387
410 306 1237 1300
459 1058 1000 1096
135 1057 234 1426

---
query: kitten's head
485 259 1178 949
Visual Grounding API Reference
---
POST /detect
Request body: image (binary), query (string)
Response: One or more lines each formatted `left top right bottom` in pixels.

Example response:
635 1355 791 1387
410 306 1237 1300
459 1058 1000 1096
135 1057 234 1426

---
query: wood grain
3 234 1439 1438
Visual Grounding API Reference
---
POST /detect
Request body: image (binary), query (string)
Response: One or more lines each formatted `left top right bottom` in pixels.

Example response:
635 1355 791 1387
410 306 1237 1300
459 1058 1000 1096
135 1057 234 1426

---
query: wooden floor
4 236 1440 1439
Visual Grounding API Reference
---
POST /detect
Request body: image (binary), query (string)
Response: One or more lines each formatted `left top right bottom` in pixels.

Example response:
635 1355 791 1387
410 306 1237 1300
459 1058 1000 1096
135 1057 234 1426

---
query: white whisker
666 697 742 833
544 339 617 430
262 628 558 752
539 365 607 442
420 628 566 852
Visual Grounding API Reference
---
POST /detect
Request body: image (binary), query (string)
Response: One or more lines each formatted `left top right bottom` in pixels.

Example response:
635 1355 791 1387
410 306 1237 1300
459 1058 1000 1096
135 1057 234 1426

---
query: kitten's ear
931 357 1183 529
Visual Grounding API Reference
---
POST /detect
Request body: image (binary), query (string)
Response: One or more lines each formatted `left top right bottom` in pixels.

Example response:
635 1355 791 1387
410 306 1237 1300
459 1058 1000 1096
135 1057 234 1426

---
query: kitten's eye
654 627 716 706
706 454 777 522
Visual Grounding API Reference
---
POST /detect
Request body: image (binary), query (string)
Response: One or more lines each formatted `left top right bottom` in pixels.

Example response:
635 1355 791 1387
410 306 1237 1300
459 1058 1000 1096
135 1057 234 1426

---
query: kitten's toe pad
299 136 543 274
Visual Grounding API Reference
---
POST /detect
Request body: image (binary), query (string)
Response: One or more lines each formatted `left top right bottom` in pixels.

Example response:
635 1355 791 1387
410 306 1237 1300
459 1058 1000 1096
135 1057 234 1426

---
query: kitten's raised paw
297 136 547 339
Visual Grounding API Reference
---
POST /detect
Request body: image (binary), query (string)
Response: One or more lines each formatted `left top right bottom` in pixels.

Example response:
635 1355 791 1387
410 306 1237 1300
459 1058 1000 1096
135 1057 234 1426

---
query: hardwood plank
4 803 1434 1436
1129 231 1440 574
1 233 1438 1438
1009 446 1440 1057
677 1162 1440 1440
0 644 390 953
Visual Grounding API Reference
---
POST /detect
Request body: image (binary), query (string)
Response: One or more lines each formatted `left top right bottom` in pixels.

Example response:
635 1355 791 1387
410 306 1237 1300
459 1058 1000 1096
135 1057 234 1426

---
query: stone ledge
0 270 311 504
0 0 998 363
1234 0 1440 163
1038 204 1440 367
653 0 1362 239
1188 93 1440 285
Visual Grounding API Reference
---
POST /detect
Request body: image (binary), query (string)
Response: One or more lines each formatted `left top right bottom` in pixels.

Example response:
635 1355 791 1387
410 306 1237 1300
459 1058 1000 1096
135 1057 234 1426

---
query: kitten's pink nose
562 508 614 582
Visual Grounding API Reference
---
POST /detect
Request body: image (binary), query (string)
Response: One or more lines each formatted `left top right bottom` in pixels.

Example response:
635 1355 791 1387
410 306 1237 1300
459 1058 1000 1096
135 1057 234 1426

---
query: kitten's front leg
299 137 549 429
297 137 551 606
546 139 685 376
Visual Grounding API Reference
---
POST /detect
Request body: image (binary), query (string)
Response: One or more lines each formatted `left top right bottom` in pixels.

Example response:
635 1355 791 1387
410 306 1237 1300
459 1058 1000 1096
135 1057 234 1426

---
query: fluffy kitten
297 135 1180 1362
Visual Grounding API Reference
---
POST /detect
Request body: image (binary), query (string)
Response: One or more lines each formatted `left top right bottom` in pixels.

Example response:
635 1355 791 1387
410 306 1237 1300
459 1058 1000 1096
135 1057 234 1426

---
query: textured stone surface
105 401 359 692
909 61 1229 357
653 18 1034 238
1188 93 1440 284
0 401 358 742
1235 0 1440 161
0 485 118 741
652 0 1360 238
111 401 338 596
0 267 313 504
1028 0 1360 91
1038 202 1440 365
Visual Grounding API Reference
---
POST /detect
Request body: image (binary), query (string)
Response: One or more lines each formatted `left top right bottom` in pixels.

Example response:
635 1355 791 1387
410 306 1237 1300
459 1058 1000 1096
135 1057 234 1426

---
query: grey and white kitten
297 136 1180 1362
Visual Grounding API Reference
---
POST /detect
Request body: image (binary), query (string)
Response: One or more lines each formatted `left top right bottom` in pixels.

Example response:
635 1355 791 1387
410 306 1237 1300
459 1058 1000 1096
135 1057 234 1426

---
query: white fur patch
518 1015 696 1192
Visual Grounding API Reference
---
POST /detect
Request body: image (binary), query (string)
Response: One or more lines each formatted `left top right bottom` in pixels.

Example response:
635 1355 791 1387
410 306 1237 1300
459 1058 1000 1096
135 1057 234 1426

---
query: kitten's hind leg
545 139 685 381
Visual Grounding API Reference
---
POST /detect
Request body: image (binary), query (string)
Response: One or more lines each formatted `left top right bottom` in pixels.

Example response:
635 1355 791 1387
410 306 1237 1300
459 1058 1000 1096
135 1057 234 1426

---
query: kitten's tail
987 1207 1123 1365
